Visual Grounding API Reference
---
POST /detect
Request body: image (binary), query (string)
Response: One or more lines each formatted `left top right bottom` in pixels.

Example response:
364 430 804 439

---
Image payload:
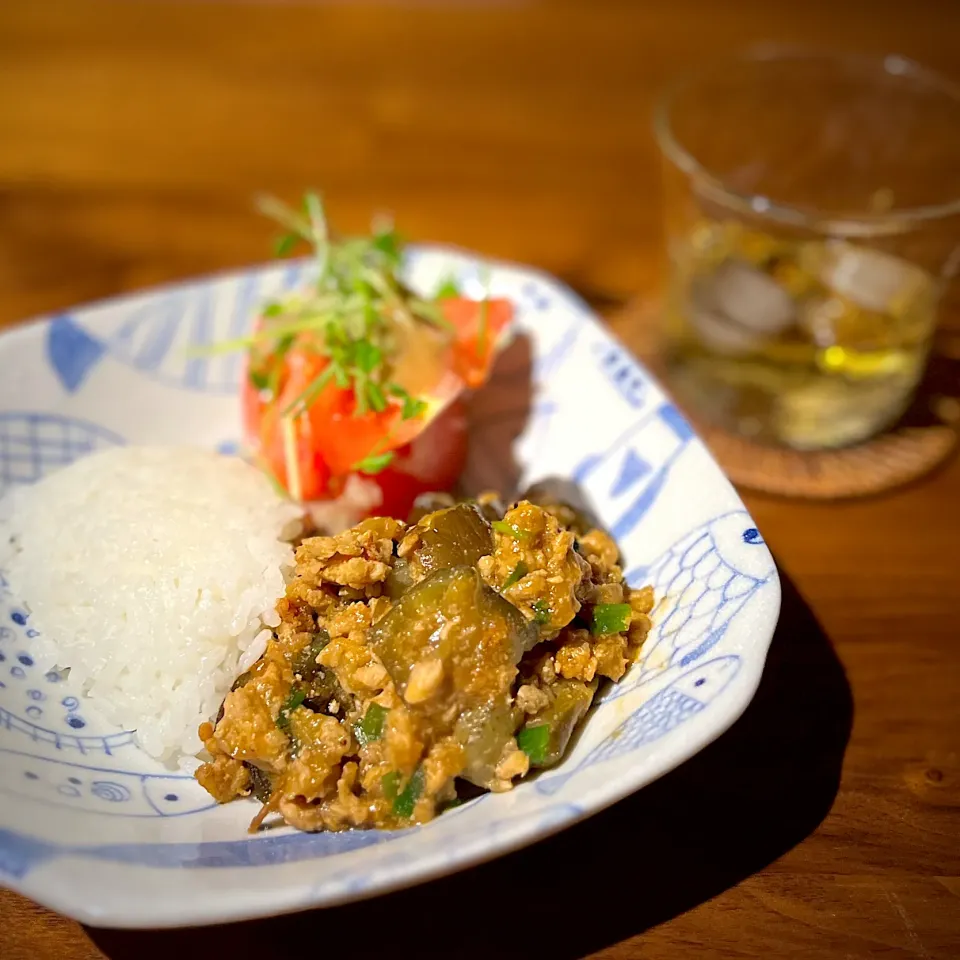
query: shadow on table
88 569 852 960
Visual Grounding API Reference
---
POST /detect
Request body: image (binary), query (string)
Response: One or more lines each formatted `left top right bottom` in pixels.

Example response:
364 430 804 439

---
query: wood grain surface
1 2 958 958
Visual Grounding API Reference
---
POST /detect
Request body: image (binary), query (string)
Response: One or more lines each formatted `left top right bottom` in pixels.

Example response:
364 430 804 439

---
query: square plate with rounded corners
0 246 779 928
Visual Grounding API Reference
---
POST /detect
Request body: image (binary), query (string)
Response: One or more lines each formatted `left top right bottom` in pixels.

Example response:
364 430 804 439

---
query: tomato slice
441 297 513 388
240 295 511 508
365 399 469 518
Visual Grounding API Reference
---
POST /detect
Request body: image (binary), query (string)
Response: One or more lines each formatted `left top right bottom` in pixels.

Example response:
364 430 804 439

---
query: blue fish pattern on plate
45 263 310 395
538 656 742 797
613 511 776 699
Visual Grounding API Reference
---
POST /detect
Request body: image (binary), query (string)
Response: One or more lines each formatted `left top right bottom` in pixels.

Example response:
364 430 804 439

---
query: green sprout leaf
353 452 395 475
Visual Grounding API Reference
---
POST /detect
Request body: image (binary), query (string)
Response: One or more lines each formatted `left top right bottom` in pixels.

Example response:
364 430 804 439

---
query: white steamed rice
0 446 304 764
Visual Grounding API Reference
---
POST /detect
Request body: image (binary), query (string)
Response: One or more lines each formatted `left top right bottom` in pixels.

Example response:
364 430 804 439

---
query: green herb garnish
248 368 271 392
277 689 306 731
392 766 425 818
354 703 388 747
274 233 299 257
435 274 461 299
492 520 527 539
353 451 395 474
591 602 632 636
206 192 454 427
388 383 428 421
366 380 388 413
531 600 551 625
517 724 550 765
502 561 528 590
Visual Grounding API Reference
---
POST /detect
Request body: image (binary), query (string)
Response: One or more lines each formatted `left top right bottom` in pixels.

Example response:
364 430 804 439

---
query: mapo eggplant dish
196 489 654 832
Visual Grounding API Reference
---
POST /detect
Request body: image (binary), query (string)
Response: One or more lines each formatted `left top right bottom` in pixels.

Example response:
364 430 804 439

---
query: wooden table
1 2 958 957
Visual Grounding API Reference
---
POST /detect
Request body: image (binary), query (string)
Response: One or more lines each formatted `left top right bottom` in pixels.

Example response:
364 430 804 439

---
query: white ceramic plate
0 247 780 928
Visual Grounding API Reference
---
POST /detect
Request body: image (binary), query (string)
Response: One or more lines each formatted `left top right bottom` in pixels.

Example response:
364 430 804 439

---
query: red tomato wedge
241 296 512 514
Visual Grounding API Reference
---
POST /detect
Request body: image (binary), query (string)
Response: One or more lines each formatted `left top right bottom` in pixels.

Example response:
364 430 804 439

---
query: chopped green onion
382 771 400 801
591 602 632 636
353 703 388 747
517 724 550 765
274 233 299 257
262 302 284 318
392 766 425 818
277 689 306 731
353 451 395 474
435 274 461 299
502 561 528 590
531 600 550 625
492 520 528 539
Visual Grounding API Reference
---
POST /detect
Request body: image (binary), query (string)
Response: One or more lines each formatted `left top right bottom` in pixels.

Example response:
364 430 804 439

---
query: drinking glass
654 49 960 449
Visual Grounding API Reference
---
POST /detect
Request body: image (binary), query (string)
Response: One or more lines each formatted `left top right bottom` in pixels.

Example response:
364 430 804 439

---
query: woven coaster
608 298 960 499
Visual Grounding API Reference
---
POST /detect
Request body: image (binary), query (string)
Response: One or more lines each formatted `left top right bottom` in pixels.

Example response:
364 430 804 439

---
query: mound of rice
0 446 304 764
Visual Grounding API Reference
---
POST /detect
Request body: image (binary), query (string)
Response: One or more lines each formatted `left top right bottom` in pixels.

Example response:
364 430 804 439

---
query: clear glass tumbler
654 49 960 449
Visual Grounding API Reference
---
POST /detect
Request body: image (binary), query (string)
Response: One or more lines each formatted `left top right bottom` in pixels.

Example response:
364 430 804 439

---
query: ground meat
208 660 291 772
627 586 655 648
482 500 590 636
578 528 620 574
554 631 598 682
196 495 656 833
296 517 404 591
195 752 250 803
493 740 530 786
516 683 550 715
593 634 630 681
404 657 445 704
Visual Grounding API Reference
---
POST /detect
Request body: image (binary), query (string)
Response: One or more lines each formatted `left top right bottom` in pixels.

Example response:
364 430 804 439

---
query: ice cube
709 261 796 334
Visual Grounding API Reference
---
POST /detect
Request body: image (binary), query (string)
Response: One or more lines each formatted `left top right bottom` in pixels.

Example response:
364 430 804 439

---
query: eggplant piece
407 491 457 524
384 556 416 599
290 629 345 713
407 503 494 576
291 630 331 683
368 566 535 787
244 763 274 803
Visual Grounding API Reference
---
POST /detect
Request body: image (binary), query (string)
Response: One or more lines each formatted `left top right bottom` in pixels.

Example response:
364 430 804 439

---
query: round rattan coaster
609 298 960 499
